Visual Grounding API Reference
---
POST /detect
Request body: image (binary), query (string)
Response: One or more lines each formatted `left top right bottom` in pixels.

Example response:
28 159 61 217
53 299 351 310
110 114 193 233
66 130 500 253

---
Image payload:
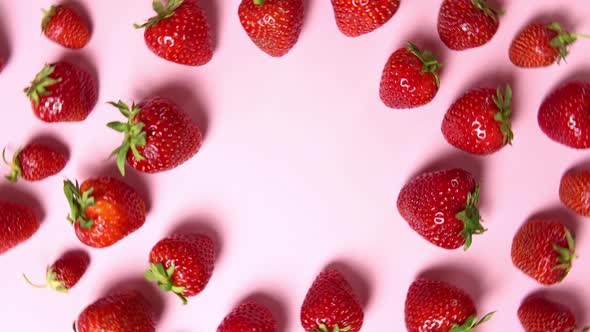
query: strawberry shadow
524 10 577 32
555 70 590 89
28 132 71 162
526 205 582 243
168 216 223 262
523 288 588 325
327 260 373 310
62 0 94 36
0 185 45 223
0 3 11 67
239 292 289 331
417 263 486 306
200 0 220 51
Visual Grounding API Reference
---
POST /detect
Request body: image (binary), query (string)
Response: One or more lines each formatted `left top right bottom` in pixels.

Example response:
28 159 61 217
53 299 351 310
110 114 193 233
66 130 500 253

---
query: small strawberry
23 250 89 293
560 168 590 216
538 81 590 149
511 219 576 285
145 233 215 304
405 279 494 332
437 0 502 50
2 143 67 182
107 97 202 176
379 42 442 109
63 176 146 248
41 5 90 49
442 84 513 155
0 200 40 254
397 168 485 250
331 0 400 37
518 295 588 332
24 61 97 123
218 301 277 332
75 290 156 332
300 267 364 332
135 0 213 66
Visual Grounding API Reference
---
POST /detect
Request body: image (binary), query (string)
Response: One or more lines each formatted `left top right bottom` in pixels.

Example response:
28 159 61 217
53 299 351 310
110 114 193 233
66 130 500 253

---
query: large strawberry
560 168 590 216
3 143 67 182
331 0 400 37
437 0 502 50
63 176 146 248
135 0 213 66
405 279 494 332
442 84 513 155
518 295 588 332
145 233 215 304
23 250 89 293
538 81 590 149
0 200 40 254
379 42 442 109
397 168 484 250
24 61 97 122
511 219 576 285
218 301 277 332
300 267 364 332
42 5 90 49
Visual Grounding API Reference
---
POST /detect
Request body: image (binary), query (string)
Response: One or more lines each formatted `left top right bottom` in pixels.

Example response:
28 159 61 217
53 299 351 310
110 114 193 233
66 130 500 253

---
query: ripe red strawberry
0 200 40 254
518 295 588 332
379 42 442 109
2 143 67 182
538 81 590 149
63 176 146 248
331 0 400 37
437 0 502 50
24 61 97 123
560 168 590 216
135 0 213 66
511 219 576 285
41 5 90 49
300 267 364 332
23 250 89 293
75 290 156 332
397 168 484 250
145 233 215 304
405 279 494 332
442 84 513 155
218 301 277 332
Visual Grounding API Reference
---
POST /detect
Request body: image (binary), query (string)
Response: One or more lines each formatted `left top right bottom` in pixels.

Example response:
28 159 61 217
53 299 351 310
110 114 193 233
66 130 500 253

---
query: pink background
0 0 589 330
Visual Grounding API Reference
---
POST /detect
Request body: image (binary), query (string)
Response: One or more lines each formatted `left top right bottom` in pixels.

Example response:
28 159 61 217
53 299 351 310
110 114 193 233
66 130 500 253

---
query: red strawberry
560 168 590 216
63 176 146 248
331 0 400 37
397 168 484 250
24 61 97 123
2 143 67 182
379 42 441 109
218 301 277 332
0 200 40 254
75 290 156 332
41 5 90 49
300 267 364 332
405 279 494 332
442 84 513 155
107 97 202 176
238 0 304 57
135 0 213 66
23 250 89 293
145 233 215 304
511 219 576 285
518 295 588 332
538 81 590 149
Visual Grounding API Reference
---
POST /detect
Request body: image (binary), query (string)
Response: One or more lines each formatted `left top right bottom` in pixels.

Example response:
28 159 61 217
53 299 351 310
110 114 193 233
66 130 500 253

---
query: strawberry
23 250 89 293
511 219 576 285
63 176 146 248
560 168 590 216
24 61 97 123
331 0 400 37
397 168 485 250
379 42 442 109
41 5 90 49
218 301 277 332
0 200 40 254
538 81 590 149
405 279 494 332
300 267 364 332
145 233 215 304
442 84 513 155
135 0 213 66
107 98 202 176
238 0 304 57
75 290 156 332
437 0 501 50
518 295 588 332
2 143 67 182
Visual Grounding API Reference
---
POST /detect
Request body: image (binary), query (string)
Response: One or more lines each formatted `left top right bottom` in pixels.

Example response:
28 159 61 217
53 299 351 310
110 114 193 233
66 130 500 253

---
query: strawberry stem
455 185 485 250
552 226 576 282
134 0 184 29
254 0 266 4
22 273 47 288
314 324 352 332
547 22 588 64
23 64 62 105
406 41 442 87
2 147 22 183
471 0 504 22
449 312 495 332
144 262 188 305
107 100 148 176
23 269 68 293
63 180 96 230
41 5 59 32
492 84 514 146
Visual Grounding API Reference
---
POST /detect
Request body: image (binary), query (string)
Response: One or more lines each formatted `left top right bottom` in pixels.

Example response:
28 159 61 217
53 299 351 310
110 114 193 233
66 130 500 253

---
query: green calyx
144 262 188 304
449 312 495 332
22 268 68 293
471 0 504 22
314 324 352 332
547 22 590 64
2 148 22 183
63 180 96 230
23 64 62 105
574 328 589 332
107 100 147 177
134 0 184 29
455 185 485 251
407 41 442 87
552 227 576 282
41 5 59 32
492 84 514 146
253 0 266 4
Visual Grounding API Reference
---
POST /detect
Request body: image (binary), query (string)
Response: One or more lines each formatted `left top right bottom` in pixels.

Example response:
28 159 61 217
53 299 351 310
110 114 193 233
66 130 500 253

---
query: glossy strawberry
300 267 364 332
405 279 494 332
380 42 441 109
24 61 97 122
511 219 576 285
438 0 501 50
75 290 156 332
63 176 146 248
560 168 590 216
331 0 400 37
538 81 590 149
442 84 513 155
218 301 277 332
42 5 90 49
0 200 40 254
3 143 66 182
518 295 588 332
135 0 213 66
23 250 89 293
145 233 215 304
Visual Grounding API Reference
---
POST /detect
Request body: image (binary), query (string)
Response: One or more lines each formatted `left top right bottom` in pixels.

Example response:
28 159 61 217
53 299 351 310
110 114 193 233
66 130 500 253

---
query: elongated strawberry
560 168 590 216
518 295 588 332
42 5 90 49
23 250 89 293
0 200 40 254
331 0 400 37
218 301 277 332
3 144 66 182
438 0 502 50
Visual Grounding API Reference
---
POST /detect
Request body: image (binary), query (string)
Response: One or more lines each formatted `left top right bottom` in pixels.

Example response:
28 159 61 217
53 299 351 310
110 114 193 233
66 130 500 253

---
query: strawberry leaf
63 180 96 230
107 101 148 176
407 41 442 87
24 64 62 105
456 185 486 251
144 261 189 305
449 312 495 332
134 0 185 29
2 147 23 183
41 5 59 32
492 84 514 145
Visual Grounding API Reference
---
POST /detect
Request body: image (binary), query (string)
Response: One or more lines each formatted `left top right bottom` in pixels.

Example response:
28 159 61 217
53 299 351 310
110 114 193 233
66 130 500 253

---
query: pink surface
0 0 589 330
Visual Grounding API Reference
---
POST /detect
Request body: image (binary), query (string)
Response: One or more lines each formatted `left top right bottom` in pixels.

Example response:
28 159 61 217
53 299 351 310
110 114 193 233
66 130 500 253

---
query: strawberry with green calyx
3 144 67 182
22 250 89 293
456 185 485 250
41 4 90 49
24 64 61 105
64 180 95 230
107 101 147 176
144 262 187 304
449 313 495 332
